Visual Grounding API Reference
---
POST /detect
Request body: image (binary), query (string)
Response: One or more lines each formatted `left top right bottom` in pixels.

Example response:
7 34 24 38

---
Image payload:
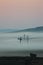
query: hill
15 26 43 32
0 26 43 32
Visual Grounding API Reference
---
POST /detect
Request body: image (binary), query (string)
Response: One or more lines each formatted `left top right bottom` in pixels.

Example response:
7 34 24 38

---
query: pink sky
0 0 43 29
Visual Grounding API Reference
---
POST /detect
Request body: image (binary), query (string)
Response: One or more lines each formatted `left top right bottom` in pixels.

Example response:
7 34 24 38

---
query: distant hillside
15 26 43 32
0 26 43 32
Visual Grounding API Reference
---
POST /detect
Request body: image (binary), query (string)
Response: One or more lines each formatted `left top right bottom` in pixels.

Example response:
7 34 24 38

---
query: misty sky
0 0 43 29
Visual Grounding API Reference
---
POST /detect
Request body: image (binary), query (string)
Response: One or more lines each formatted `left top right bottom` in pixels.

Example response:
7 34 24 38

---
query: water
0 32 43 57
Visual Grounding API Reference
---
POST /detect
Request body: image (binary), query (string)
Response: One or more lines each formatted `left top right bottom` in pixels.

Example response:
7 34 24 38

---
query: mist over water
0 32 43 57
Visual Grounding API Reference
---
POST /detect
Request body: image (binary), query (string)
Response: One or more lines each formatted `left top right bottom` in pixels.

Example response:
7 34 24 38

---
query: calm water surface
0 32 43 57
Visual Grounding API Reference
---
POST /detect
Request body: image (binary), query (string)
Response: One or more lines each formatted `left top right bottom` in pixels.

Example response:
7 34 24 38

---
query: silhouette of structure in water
18 36 22 43
18 37 22 43
18 34 29 43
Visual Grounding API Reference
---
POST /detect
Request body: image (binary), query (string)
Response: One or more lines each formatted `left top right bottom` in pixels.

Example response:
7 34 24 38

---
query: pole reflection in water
17 35 29 43
27 35 29 43
19 37 22 43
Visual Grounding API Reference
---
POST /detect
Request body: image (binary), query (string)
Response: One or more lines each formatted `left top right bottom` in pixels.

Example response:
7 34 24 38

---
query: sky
0 0 43 29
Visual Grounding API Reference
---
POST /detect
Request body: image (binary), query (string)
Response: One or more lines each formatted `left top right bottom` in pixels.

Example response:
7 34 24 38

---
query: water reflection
17 34 29 43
